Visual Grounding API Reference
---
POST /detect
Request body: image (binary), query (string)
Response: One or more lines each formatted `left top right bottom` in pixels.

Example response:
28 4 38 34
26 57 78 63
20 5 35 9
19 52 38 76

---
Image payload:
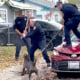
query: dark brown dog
21 54 38 80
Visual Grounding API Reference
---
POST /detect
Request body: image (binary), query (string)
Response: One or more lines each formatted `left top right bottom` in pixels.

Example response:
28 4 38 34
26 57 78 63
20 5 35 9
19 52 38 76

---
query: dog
39 72 57 80
21 54 38 80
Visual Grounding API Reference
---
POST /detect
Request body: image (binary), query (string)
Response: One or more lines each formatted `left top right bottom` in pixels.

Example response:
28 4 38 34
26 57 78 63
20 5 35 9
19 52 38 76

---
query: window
0 9 8 23
24 9 36 17
14 9 36 20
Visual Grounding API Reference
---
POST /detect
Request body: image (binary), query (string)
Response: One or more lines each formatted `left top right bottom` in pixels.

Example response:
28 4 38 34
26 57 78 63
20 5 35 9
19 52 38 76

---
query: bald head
29 19 35 27
28 17 35 27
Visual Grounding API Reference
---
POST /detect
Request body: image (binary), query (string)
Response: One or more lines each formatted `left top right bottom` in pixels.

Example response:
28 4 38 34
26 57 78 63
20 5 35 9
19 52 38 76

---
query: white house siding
0 1 42 24
24 2 42 16
0 4 14 23
9 0 42 18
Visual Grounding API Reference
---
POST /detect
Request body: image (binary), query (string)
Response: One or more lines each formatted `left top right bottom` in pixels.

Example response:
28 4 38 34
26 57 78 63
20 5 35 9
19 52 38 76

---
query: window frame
0 8 8 23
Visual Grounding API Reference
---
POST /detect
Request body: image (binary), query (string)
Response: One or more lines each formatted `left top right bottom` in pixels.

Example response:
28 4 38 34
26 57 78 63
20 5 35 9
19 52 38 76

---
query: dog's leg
21 68 27 76
29 68 38 80
29 72 31 80
35 70 39 80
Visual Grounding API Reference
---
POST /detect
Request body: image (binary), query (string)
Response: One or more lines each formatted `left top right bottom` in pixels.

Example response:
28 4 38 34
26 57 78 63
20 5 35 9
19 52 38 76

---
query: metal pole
8 24 10 45
7 24 10 52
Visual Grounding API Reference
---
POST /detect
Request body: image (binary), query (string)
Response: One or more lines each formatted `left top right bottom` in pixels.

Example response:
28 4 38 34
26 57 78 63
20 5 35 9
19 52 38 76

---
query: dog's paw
21 70 27 76
30 73 38 80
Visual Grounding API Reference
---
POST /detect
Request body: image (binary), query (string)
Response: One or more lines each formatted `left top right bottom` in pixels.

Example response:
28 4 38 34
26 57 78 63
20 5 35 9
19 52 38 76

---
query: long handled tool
20 18 29 39
20 18 33 80
21 18 38 80
42 29 63 52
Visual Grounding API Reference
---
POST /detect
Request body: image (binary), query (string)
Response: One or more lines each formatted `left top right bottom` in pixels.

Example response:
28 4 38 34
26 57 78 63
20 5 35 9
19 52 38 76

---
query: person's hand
21 30 27 38
33 26 36 30
22 33 26 38
23 30 27 35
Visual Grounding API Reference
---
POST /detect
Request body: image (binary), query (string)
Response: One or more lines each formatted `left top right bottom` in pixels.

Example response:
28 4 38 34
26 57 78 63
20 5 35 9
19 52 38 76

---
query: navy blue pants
64 16 80 45
29 38 50 64
15 35 31 58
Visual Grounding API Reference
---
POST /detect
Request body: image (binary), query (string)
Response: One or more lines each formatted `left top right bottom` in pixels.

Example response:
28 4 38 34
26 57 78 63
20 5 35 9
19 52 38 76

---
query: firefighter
13 10 31 61
55 2 80 47
24 17 51 67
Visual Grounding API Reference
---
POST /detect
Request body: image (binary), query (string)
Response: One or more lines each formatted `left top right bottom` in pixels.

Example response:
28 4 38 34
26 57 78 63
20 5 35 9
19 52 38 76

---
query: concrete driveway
0 58 56 80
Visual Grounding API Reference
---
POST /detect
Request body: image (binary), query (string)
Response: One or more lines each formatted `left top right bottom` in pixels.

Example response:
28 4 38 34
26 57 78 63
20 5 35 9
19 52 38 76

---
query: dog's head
24 54 30 61
24 54 37 66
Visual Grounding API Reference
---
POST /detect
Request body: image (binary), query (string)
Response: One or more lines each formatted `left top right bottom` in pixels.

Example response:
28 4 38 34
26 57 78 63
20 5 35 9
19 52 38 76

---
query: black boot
63 44 72 47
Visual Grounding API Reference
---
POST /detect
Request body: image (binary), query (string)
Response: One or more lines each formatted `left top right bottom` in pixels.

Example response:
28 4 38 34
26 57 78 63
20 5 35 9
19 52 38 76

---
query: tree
68 0 80 6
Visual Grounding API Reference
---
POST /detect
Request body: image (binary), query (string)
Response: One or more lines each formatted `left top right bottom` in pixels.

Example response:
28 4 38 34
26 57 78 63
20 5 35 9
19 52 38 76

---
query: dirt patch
0 57 57 80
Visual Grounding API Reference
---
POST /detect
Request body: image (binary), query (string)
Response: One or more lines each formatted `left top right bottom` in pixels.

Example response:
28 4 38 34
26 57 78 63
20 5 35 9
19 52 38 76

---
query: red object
51 41 80 72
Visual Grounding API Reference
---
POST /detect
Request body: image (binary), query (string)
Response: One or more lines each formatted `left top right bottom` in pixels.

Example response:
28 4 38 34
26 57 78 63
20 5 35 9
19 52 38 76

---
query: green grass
0 46 53 70
0 46 28 57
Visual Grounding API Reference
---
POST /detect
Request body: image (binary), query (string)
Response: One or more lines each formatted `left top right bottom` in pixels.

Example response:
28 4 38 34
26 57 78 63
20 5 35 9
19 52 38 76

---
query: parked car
0 19 63 50
51 34 80 74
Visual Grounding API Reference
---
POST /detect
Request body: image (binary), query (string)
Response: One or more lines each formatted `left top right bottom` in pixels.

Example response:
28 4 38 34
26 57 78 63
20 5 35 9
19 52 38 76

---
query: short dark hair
55 2 62 7
17 10 22 13
28 17 35 24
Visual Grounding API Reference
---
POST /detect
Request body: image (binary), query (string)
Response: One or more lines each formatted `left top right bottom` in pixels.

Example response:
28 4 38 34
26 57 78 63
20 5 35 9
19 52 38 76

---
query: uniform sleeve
63 13 69 23
63 4 79 23
63 8 71 23
26 22 41 38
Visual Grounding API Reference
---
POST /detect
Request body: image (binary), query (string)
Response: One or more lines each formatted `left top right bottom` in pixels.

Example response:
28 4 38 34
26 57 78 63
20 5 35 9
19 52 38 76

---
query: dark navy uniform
26 22 50 65
61 4 80 45
14 16 27 33
13 16 31 60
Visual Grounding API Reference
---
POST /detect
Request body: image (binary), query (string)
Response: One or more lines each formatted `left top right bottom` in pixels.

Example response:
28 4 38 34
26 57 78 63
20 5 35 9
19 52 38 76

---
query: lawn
0 46 52 71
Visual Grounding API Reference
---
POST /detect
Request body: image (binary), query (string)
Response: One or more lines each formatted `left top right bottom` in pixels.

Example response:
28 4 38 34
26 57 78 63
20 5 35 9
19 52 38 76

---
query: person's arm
62 8 70 23
63 5 75 23
13 18 23 36
26 26 39 38
15 29 23 36
26 22 41 38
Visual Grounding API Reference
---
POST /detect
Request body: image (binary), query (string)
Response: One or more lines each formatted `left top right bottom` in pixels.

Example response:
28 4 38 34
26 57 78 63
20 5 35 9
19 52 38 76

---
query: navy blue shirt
61 4 80 23
13 16 27 33
26 22 45 44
